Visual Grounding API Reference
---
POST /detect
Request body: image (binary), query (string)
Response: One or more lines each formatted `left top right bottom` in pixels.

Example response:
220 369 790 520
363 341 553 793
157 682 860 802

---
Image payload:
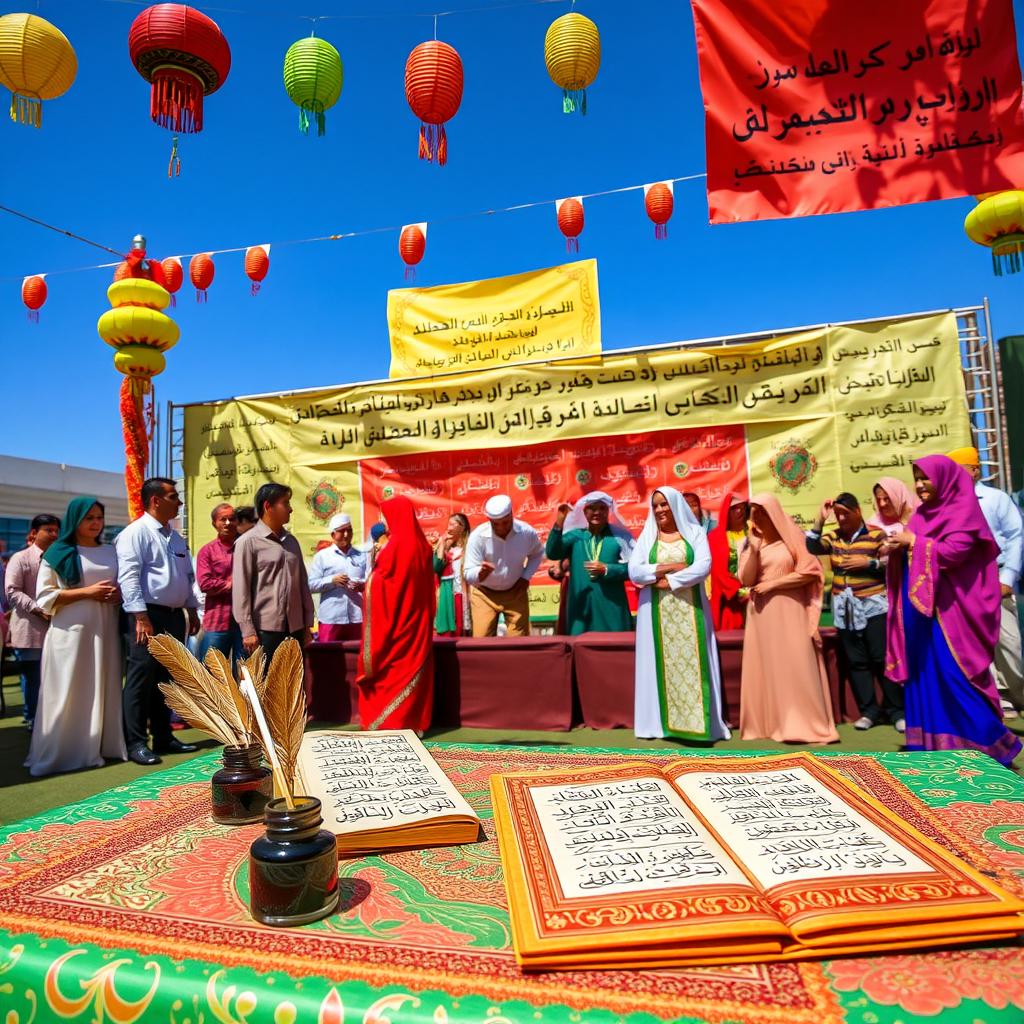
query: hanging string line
97 0 577 24
0 172 706 282
0 204 124 258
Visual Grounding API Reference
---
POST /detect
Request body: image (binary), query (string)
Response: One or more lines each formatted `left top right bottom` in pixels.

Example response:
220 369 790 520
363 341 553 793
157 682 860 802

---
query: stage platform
306 629 859 730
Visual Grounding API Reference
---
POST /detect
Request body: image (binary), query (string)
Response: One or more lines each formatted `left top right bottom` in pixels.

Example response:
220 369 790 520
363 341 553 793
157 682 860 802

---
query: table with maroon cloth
306 636 575 730
306 628 858 730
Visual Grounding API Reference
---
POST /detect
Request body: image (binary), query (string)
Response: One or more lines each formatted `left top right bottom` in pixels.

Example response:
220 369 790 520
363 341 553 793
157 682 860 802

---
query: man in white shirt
116 477 200 765
948 447 1024 715
463 494 544 637
309 513 367 643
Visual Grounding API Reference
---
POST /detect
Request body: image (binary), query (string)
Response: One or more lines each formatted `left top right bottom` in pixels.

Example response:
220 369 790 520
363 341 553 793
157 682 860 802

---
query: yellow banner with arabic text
387 260 601 378
185 312 970 575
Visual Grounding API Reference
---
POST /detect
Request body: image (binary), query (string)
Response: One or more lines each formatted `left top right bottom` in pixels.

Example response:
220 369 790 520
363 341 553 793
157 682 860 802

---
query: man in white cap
463 494 545 637
308 512 368 642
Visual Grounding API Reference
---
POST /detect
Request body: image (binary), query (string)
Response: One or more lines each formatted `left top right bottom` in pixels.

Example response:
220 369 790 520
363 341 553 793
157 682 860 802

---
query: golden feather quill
148 634 247 747
157 683 238 748
261 638 307 797
204 648 252 740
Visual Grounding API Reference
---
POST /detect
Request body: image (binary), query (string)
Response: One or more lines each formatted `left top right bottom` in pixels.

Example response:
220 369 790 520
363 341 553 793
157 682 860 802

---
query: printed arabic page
666 753 1024 942
492 761 789 964
297 730 478 840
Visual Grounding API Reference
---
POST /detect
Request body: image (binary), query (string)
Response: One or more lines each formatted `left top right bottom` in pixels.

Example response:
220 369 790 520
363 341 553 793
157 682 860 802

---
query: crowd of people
2 444 1021 778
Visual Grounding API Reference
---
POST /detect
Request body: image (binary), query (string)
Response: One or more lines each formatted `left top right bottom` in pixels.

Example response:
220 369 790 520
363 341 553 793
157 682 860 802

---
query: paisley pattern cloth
1 746 1024 1024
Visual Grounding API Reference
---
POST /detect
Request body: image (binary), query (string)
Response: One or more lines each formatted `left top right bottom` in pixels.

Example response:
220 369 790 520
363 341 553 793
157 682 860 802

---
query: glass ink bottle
249 796 339 927
211 744 273 826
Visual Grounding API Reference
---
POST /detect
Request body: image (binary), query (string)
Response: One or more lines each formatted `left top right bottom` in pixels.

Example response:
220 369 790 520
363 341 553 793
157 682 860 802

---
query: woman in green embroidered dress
629 487 730 741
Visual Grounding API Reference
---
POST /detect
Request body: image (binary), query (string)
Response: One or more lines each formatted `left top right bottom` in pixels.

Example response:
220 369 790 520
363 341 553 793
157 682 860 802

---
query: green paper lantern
283 36 343 136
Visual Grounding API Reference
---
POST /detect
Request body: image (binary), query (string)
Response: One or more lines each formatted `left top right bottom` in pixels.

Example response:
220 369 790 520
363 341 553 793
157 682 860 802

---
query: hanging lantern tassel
556 197 584 253
399 223 427 280
644 181 674 240
167 135 181 178
21 274 47 323
245 244 271 295
405 41 463 166
190 252 215 302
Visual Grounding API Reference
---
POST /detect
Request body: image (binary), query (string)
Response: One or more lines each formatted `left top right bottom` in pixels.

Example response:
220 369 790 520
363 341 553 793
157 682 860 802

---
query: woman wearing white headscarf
546 492 635 634
629 487 730 741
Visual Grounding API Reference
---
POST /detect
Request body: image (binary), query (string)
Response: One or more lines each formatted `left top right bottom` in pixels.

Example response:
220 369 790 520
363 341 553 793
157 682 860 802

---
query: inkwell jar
211 744 273 825
249 796 339 927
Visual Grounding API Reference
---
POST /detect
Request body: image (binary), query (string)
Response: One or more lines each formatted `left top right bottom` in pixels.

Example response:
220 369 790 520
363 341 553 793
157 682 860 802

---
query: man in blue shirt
116 477 201 765
309 513 367 643
948 447 1024 717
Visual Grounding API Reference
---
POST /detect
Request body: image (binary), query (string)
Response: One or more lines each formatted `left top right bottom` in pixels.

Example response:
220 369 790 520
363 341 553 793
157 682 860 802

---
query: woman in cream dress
26 497 127 776
630 487 730 741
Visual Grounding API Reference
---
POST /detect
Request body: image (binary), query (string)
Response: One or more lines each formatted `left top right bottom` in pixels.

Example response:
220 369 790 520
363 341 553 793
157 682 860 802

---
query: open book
490 752 1024 970
297 730 482 855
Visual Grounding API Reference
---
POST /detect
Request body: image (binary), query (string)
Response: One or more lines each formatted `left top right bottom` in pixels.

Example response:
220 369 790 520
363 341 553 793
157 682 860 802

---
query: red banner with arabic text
359 426 749 615
691 0 1024 222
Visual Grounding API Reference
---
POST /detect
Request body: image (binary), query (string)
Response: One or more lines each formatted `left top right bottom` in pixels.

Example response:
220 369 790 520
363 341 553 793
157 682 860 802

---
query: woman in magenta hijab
883 455 1020 765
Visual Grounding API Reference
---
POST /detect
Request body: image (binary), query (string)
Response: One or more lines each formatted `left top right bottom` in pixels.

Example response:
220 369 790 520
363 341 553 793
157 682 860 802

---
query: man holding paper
463 495 544 637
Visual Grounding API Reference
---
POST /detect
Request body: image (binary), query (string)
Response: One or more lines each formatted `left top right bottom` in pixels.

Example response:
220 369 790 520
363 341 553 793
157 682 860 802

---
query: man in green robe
545 492 636 634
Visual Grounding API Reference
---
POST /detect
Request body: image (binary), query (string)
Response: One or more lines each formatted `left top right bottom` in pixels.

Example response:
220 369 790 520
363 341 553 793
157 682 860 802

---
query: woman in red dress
708 491 750 631
357 495 435 732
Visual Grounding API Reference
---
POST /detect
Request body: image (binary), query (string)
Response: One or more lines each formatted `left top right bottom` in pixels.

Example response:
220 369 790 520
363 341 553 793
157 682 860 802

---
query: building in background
0 455 129 553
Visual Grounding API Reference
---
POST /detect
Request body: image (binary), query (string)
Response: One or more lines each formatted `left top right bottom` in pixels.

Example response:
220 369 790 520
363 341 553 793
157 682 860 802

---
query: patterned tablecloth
1 744 1023 1024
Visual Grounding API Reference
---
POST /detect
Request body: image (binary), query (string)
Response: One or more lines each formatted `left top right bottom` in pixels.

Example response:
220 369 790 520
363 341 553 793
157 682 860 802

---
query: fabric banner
691 0 1024 222
359 426 749 617
185 311 970 613
386 260 601 378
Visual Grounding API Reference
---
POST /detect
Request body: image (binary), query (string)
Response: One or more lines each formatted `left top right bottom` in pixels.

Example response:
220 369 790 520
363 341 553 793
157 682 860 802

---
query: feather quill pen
239 663 294 809
149 635 247 747
204 648 252 738
261 639 307 798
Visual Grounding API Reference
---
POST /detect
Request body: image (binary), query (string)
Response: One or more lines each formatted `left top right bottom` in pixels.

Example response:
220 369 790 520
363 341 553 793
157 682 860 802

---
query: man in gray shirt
116 477 200 765
233 482 314 663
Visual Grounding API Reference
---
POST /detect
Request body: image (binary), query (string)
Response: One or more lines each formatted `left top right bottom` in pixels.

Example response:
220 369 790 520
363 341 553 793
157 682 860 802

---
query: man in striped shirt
806 492 905 732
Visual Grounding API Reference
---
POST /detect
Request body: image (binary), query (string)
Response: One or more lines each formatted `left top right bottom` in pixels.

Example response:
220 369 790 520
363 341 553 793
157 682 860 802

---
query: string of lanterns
0 3 600 174
13 172 682 319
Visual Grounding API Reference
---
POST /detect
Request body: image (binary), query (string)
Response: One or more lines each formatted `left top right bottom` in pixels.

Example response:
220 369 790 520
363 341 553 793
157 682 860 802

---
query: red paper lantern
404 41 463 166
557 197 584 253
161 257 183 305
399 223 426 279
129 4 231 135
645 182 674 240
245 244 270 295
189 252 215 302
21 275 46 322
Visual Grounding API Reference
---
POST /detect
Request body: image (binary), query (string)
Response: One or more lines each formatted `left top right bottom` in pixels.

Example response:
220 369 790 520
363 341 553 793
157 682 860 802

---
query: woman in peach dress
738 493 838 743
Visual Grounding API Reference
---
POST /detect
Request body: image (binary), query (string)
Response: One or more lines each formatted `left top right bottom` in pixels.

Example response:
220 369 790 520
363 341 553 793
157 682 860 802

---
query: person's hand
332 573 349 587
302 627 313 647
242 633 260 655
478 561 495 583
187 608 201 637
443 535 455 552
749 581 774 598
349 580 365 592
747 520 763 544
584 560 607 579
555 503 572 525
818 499 835 526
654 579 671 590
548 565 564 582
135 612 154 646
1001 584 1014 600
87 581 120 603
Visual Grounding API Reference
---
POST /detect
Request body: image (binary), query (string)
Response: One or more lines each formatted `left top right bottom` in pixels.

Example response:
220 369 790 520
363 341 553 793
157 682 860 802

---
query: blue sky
2 0 1023 473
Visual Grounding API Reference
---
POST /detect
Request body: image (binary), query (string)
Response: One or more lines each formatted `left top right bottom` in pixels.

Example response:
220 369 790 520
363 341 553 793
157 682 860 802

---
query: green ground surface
1 681 1019 826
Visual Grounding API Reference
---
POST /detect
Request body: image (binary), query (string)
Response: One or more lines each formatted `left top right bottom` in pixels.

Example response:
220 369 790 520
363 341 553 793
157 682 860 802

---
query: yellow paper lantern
0 13 77 127
544 12 600 115
114 345 167 379
964 190 1024 275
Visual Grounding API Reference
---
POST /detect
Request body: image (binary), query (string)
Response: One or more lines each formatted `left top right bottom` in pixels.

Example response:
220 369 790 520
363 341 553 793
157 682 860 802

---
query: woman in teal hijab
26 496 127 775
42 495 103 585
